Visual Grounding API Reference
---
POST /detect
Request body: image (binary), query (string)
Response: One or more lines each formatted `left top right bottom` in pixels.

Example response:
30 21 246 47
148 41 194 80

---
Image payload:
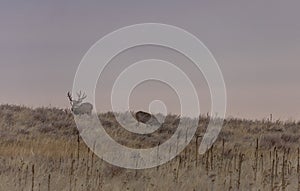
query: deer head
68 91 86 106
67 91 93 115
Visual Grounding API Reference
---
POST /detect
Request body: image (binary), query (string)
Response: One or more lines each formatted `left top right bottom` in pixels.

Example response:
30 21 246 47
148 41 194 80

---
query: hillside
0 104 300 190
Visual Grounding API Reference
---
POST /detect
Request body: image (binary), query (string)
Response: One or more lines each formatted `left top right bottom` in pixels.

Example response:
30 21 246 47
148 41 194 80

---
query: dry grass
0 104 300 190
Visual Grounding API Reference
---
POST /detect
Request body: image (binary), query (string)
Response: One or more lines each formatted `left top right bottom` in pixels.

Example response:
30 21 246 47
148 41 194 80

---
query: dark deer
67 91 93 115
134 111 161 126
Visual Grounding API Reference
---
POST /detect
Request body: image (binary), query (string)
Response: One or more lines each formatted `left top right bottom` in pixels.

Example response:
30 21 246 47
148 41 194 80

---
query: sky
0 0 300 120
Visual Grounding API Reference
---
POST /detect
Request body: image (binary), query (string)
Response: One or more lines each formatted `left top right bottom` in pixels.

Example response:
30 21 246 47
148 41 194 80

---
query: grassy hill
0 104 300 190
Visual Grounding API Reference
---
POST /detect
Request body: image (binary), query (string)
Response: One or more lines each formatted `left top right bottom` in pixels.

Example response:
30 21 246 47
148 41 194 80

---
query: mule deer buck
67 91 93 115
134 111 161 126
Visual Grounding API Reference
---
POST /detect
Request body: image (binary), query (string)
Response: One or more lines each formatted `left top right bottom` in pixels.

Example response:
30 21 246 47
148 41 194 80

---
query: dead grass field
0 104 300 190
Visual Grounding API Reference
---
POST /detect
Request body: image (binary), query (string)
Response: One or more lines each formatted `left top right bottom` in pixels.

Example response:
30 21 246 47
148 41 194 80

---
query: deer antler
77 91 87 102
67 92 73 102
76 91 82 98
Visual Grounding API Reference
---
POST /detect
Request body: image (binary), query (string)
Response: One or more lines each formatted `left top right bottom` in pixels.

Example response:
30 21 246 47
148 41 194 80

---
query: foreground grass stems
48 174 51 191
297 147 300 174
206 149 209 175
298 148 300 191
260 153 264 174
69 154 75 191
237 153 244 190
156 142 160 171
175 156 182 183
275 147 278 178
210 145 214 171
254 138 259 181
91 142 95 177
77 133 80 162
271 159 275 191
25 164 28 188
31 164 34 191
221 139 225 170
282 149 286 191
228 163 233 191
195 135 200 167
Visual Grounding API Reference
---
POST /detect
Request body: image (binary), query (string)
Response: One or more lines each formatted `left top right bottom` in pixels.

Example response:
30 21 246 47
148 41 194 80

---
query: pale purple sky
1 0 300 119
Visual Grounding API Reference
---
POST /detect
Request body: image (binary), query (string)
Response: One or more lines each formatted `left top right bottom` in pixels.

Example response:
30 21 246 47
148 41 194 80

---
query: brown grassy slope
0 104 300 190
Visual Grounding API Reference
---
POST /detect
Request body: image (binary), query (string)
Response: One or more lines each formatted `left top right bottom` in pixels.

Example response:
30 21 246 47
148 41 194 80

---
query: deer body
72 102 93 115
135 111 160 126
67 91 93 115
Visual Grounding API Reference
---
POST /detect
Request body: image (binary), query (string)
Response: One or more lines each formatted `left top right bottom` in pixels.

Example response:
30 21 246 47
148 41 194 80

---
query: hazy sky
1 0 300 119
